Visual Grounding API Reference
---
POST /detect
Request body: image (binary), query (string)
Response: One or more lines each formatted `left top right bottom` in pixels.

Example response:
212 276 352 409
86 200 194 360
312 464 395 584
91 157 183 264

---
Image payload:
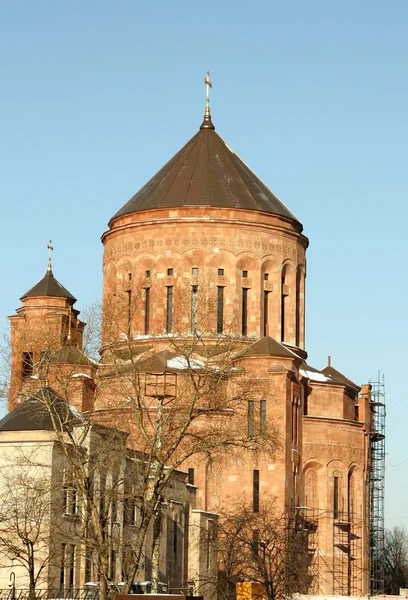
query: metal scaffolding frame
332 511 362 595
369 374 386 595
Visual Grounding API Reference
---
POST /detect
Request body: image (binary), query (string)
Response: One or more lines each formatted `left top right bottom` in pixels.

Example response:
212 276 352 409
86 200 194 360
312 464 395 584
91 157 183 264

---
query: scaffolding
369 374 386 595
332 511 362 595
292 507 320 594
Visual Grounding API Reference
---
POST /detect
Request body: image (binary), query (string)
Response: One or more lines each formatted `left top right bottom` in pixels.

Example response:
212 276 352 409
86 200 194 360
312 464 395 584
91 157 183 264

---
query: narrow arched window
263 273 269 336
281 266 288 342
144 270 151 335
295 268 302 346
166 268 173 333
217 268 224 334
191 268 199 334
242 270 248 336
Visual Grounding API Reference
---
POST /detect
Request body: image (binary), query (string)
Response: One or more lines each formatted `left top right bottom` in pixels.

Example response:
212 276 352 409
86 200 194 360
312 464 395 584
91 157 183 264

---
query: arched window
281 265 288 342
295 268 301 346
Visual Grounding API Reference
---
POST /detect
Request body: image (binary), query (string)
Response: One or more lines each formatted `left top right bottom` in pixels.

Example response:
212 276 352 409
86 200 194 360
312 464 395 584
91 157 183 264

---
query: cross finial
204 71 212 117
200 71 215 130
47 240 54 273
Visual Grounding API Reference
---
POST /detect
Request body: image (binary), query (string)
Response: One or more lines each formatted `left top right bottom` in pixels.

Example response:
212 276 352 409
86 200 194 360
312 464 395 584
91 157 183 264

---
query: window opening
191 285 199 333
242 288 248 336
263 290 269 336
217 286 224 334
281 269 286 342
253 470 260 513
334 476 339 518
166 285 173 333
145 287 150 335
22 352 33 378
248 400 255 439
260 399 267 437
295 269 301 346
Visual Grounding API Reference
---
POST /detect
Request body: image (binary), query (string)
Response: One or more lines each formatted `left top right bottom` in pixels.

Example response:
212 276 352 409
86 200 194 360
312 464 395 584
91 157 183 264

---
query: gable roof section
321 365 360 392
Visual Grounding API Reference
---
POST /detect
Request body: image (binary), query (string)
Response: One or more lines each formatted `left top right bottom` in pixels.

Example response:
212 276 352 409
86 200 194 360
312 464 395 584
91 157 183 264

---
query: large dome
110 115 301 229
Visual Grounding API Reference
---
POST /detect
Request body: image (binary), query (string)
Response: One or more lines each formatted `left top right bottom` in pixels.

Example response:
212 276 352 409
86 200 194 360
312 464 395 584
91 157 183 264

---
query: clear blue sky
1 1 407 526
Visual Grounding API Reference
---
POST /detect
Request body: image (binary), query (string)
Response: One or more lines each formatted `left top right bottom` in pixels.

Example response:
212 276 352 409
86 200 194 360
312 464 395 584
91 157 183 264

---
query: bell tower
8 242 85 409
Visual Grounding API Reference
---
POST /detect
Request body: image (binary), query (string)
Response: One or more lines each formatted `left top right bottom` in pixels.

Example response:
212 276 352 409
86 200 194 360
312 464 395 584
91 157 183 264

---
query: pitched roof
110 118 301 228
20 268 76 303
321 365 360 391
238 336 297 359
50 344 95 367
0 387 85 432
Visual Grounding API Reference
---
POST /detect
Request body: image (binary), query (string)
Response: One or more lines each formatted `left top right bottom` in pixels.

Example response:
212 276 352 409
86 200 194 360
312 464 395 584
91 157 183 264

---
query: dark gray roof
238 336 297 359
0 387 85 432
50 344 95 367
110 120 301 229
321 365 360 392
20 268 76 303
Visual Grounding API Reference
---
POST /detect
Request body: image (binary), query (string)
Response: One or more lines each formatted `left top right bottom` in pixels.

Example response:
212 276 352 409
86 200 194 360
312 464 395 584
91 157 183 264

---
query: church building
3 78 384 598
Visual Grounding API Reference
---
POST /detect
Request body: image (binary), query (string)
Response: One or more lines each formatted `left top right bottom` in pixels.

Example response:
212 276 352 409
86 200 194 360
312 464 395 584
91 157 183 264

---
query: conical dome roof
110 117 301 229
20 268 76 303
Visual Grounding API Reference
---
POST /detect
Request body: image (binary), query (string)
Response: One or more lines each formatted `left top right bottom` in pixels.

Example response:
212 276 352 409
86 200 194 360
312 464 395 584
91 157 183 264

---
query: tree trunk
99 553 109 600
28 543 36 600
151 506 161 594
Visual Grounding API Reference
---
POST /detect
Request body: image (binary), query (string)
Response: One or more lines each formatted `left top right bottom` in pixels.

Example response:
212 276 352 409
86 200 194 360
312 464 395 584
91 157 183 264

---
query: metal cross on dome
204 71 212 116
47 240 54 272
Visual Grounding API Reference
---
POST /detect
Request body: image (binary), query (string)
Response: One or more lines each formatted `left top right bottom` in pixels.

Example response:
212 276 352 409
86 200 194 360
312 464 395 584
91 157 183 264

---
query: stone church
3 87 381 598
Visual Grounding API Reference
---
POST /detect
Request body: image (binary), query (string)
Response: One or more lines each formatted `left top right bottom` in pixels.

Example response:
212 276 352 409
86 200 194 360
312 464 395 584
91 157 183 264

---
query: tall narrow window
85 547 92 583
217 286 224 334
167 268 173 276
22 352 33 378
144 287 150 334
253 470 260 513
60 544 66 590
191 286 199 333
281 268 287 342
188 468 195 485
295 268 301 346
166 286 173 333
111 474 118 523
263 290 269 336
99 472 106 518
125 273 132 333
173 519 178 561
252 529 259 556
260 400 267 437
242 288 248 336
144 271 151 335
63 484 77 515
333 476 339 518
68 545 75 589
110 550 116 581
248 400 255 438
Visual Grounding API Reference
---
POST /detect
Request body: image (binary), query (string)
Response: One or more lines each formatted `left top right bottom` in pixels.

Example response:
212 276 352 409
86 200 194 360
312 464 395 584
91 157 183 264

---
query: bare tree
215 499 312 600
0 460 56 600
3 275 282 600
384 526 408 594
